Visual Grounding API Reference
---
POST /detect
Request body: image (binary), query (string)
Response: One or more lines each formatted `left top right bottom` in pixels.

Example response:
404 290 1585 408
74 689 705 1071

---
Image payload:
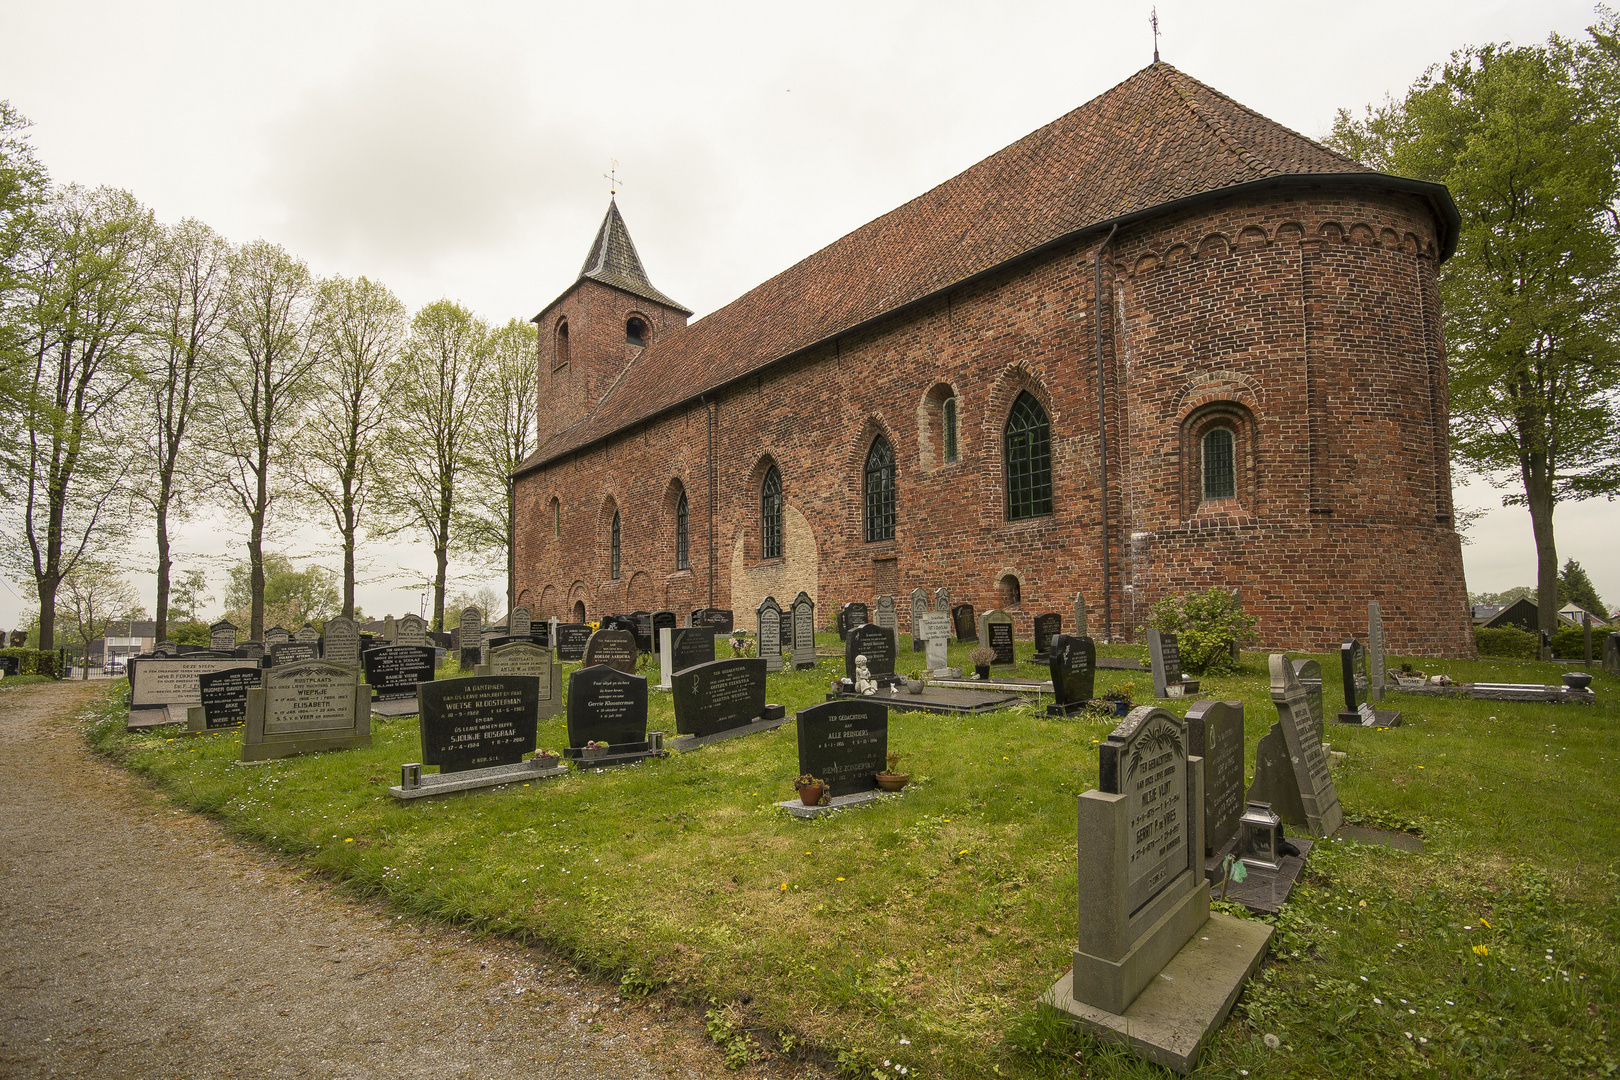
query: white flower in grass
1263 1034 1280 1049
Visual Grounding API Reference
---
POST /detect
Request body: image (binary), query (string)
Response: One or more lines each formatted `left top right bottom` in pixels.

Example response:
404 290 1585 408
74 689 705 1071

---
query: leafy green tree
166 567 212 624
50 557 136 677
1330 17 1620 637
223 552 339 631
461 317 537 612
0 102 50 486
298 274 404 619
373 300 491 631
1557 558 1606 616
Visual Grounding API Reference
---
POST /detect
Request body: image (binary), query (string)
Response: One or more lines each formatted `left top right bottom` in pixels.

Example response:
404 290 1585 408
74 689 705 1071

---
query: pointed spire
576 198 691 315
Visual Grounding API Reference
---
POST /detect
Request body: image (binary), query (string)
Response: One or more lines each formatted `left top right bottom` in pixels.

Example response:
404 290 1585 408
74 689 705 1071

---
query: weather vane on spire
1151 7 1160 63
604 159 624 197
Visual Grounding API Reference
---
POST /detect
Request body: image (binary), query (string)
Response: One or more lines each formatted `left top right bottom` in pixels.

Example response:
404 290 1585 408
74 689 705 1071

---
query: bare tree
53 556 137 678
208 240 323 641
298 274 405 619
374 300 490 631
142 218 231 643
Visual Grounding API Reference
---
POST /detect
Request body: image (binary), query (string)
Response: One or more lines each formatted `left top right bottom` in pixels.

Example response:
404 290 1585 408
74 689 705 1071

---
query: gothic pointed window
864 436 896 543
610 511 622 580
1005 391 1053 519
761 466 783 560
1202 428 1236 499
675 492 690 570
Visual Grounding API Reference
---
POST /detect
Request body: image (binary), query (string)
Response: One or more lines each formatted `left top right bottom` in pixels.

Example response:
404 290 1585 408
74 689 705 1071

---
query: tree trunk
341 472 356 620
506 481 516 616
248 528 266 642
1524 457 1559 642
155 501 171 643
36 575 58 653
433 540 448 631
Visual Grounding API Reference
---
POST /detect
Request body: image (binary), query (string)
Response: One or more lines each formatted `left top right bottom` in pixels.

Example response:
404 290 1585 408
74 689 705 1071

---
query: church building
512 62 1475 658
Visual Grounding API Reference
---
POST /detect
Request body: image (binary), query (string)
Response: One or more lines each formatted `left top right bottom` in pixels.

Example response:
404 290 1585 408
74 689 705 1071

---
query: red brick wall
515 183 1475 658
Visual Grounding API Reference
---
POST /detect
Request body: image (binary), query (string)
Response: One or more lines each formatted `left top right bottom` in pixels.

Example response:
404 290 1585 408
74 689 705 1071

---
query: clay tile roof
518 63 1430 474
567 197 691 315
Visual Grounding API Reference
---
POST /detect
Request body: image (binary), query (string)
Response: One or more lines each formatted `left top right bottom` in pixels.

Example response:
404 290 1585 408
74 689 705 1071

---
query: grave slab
832 685 1020 715
672 714 791 752
776 789 895 818
1208 837 1313 915
390 759 568 800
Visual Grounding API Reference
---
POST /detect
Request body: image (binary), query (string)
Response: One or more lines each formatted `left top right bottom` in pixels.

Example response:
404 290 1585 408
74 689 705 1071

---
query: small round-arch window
942 397 958 463
1202 428 1236 500
626 317 647 346
555 320 570 366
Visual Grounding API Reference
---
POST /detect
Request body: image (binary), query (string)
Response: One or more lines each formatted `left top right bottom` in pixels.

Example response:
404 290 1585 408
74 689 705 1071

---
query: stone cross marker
396 613 428 647
755 596 784 673
789 591 817 669
209 620 238 652
796 699 887 796
910 588 929 652
1247 654 1342 837
919 612 951 671
1367 599 1386 703
1046 634 1096 717
980 609 1014 664
458 607 481 671
874 594 897 637
322 616 360 671
510 605 532 638
1185 699 1245 859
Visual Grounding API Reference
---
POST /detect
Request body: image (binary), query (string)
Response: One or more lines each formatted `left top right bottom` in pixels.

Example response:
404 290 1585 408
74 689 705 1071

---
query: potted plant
794 773 829 806
582 739 611 760
1102 681 1135 716
729 630 755 658
970 645 995 680
534 748 560 768
875 751 910 792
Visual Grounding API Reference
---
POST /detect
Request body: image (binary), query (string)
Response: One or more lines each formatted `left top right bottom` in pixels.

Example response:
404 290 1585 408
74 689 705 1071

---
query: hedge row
0 648 65 678
1475 623 1616 660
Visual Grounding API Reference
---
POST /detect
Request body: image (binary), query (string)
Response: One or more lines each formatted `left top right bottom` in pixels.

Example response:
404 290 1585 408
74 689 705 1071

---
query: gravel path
0 681 786 1080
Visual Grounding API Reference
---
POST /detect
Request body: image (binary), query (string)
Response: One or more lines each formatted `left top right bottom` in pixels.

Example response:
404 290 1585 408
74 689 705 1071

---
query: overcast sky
2 0 1616 632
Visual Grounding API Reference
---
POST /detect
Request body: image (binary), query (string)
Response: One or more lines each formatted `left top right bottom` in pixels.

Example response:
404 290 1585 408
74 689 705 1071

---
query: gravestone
0 656 18 677
795 699 887 796
239 642 264 660
1338 641 1401 726
396 613 429 647
484 641 562 718
1032 613 1061 662
209 620 238 652
363 644 436 708
1046 634 1096 717
756 596 784 672
844 623 897 681
919 611 952 672
509 605 532 638
269 641 318 665
874 594 898 637
790 592 817 669
382 615 396 642
240 660 370 762
838 601 869 641
265 626 291 646
131 656 264 725
651 610 678 652
565 665 650 755
665 627 717 682
1185 700 1245 860
417 675 539 772
1043 707 1268 1073
583 627 638 675
294 623 319 646
554 623 591 662
629 611 654 654
1074 592 1088 637
690 608 734 633
952 603 977 643
1606 633 1620 677
980 609 1014 664
1147 629 1198 698
1366 599 1386 703
909 588 929 652
322 616 360 670
671 657 774 743
1247 654 1343 836
1290 657 1325 739
458 606 481 670
187 667 261 731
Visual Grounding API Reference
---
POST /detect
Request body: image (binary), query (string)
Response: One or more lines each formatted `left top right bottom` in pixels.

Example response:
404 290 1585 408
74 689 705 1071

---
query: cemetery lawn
85 641 1617 1079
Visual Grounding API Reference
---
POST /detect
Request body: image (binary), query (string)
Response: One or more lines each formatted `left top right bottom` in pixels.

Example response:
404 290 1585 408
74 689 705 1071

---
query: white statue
854 654 877 696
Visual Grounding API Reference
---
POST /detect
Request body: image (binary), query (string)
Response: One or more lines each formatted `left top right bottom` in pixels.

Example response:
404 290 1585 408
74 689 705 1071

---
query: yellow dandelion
1472 944 1489 957
780 882 788 891
837 877 846 882
1481 918 1492 929
344 837 354 843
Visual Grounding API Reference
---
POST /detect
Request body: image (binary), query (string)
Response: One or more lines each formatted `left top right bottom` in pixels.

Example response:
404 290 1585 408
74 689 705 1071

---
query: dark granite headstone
629 611 653 654
1185 699 1245 858
909 588 930 652
566 665 649 748
670 627 717 673
583 628 638 674
417 675 539 773
838 602 869 641
952 604 977 643
690 608 734 633
1032 613 1061 660
1148 629 1189 697
555 623 591 662
0 656 19 677
1046 634 1096 716
197 667 260 729
789 591 817 669
796 699 888 797
844 623 897 680
982 609 1014 664
672 657 767 737
1339 640 1368 720
363 644 436 701
755 597 783 673
651 610 678 649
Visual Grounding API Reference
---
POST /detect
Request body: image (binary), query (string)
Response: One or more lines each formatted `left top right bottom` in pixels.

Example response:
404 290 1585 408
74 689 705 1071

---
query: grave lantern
1239 800 1284 871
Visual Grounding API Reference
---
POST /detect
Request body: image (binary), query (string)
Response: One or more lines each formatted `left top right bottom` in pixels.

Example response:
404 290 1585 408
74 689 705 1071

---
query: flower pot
797 784 826 806
974 665 991 680
875 773 909 792
582 747 607 760
1106 699 1130 717
1563 672 1593 690
534 755 560 769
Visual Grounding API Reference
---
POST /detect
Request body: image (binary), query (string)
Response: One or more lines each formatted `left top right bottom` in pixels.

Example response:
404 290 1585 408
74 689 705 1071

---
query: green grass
80 638 1619 1078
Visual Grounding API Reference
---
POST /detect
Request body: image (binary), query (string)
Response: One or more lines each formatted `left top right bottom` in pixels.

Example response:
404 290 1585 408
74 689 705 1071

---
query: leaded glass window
761 466 783 560
943 397 958 463
1203 428 1236 500
610 511 621 580
675 493 690 570
1005 391 1052 519
864 436 896 542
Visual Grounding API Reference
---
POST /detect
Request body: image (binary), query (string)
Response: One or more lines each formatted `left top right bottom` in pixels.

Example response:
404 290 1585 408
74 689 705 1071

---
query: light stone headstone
789 591 816 670
874 594 897 637
919 612 951 672
382 615 397 642
510 605 532 638
396 613 428 647
934 588 950 616
265 626 291 646
322 616 360 670
294 623 319 645
458 606 481 670
1246 654 1342 837
209 620 238 652
756 596 784 673
485 640 561 718
909 588 929 652
1074 592 1088 637
241 659 370 762
980 609 1014 664
1367 599 1386 704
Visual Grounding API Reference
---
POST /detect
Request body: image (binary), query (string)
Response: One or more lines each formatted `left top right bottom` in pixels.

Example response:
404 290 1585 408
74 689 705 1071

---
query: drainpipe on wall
1095 223 1118 643
704 395 716 608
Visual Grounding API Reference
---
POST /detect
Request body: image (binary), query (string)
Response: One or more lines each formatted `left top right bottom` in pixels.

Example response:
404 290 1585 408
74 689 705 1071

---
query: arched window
555 319 570 367
573 600 586 623
675 492 690 570
1202 428 1236 499
761 466 783 560
1005 391 1053 519
626 317 647 346
551 497 560 538
864 436 896 543
610 511 622 580
942 397 958 464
